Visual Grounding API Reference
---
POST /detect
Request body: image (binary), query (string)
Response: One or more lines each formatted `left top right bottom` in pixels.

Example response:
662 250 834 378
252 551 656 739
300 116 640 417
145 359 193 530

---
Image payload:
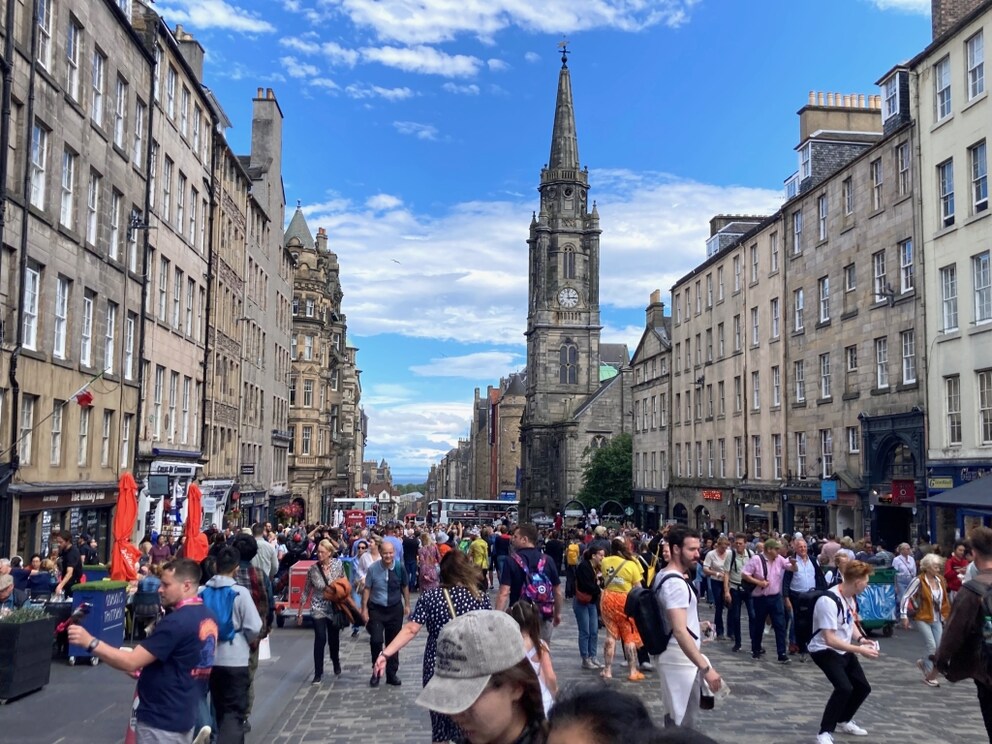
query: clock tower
520 50 604 516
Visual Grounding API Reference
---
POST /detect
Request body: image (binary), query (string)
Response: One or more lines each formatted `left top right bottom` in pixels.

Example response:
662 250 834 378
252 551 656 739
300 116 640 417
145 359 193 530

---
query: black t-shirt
499 547 560 606
60 545 83 593
544 539 565 570
492 534 511 558
138 603 217 732
402 536 420 562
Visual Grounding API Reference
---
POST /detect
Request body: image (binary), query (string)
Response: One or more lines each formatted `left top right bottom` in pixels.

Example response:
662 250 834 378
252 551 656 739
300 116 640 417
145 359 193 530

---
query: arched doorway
672 503 688 525
562 499 586 529
694 504 711 532
598 499 626 527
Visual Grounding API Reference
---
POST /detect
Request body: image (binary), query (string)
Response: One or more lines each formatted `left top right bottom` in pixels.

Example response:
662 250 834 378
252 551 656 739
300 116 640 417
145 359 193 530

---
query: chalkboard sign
41 510 52 555
70 507 82 536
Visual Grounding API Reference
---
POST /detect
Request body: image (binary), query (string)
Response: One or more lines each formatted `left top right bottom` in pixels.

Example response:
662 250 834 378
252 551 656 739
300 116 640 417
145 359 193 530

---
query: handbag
575 587 594 604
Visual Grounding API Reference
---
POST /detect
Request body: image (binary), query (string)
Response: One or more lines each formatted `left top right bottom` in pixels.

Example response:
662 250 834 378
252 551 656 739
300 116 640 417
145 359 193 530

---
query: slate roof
285 206 315 251
600 343 629 368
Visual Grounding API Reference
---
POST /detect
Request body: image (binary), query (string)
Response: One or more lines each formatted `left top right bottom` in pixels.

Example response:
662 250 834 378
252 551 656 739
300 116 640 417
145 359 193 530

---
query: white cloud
441 82 480 95
524 51 541 63
282 0 302 10
156 0 276 33
279 37 322 55
487 58 510 72
310 77 340 91
410 351 524 378
323 41 362 67
868 0 929 12
392 120 440 140
317 0 699 45
366 193 404 211
300 171 781 345
361 45 482 77
279 56 320 79
363 399 474 474
345 84 416 100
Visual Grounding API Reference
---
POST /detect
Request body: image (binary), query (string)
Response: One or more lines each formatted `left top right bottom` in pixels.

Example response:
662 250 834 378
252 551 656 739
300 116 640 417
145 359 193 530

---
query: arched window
559 340 578 384
591 435 608 450
563 246 576 279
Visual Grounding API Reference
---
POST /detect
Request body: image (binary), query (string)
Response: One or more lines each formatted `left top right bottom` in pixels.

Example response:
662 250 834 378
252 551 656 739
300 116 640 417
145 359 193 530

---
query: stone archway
562 499 586 528
672 503 688 524
598 499 626 526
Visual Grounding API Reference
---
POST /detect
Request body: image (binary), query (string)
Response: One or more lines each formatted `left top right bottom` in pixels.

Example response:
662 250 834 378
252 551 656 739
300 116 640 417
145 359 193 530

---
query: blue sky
155 0 934 483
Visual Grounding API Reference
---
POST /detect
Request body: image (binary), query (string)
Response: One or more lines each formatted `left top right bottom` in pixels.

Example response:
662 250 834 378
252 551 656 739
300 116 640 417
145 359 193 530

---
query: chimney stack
174 25 205 81
646 290 666 328
932 0 984 40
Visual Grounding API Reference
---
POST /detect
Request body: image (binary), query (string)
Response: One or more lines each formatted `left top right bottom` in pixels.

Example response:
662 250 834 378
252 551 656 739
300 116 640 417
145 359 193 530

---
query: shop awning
927 477 992 508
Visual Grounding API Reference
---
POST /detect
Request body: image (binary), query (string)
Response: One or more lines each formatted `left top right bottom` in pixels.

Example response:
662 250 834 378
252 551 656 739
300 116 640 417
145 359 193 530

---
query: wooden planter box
0 616 56 703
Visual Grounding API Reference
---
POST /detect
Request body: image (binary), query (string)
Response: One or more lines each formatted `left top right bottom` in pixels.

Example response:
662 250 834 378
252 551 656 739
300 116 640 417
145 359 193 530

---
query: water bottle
983 615 992 643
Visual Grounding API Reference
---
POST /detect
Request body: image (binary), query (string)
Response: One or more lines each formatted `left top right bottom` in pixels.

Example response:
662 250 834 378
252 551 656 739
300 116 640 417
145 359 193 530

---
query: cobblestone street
265 596 987 744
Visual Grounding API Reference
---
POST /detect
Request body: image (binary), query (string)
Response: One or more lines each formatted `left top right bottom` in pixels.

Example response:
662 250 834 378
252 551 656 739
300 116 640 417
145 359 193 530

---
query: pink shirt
742 553 791 596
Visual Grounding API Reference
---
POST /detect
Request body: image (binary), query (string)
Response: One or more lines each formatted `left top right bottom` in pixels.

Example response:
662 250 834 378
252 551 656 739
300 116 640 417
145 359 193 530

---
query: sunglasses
357 546 368 551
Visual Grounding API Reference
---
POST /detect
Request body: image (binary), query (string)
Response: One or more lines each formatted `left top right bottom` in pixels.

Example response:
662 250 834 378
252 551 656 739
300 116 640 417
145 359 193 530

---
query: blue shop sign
821 480 838 503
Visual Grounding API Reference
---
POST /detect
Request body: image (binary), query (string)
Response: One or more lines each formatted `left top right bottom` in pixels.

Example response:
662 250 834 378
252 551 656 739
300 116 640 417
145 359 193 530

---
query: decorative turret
285 202 315 253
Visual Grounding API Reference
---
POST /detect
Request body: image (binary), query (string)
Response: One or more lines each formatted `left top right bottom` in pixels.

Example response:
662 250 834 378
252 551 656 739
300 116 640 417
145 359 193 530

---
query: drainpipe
200 123 219 461
132 32 158 478
0 0 20 556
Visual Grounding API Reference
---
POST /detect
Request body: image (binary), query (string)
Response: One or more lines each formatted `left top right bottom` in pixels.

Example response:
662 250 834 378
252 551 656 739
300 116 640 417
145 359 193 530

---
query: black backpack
794 589 845 652
964 579 992 674
741 554 766 597
626 572 697 656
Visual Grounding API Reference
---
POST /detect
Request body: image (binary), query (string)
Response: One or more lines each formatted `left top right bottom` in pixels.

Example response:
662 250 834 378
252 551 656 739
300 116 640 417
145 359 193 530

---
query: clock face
558 287 579 308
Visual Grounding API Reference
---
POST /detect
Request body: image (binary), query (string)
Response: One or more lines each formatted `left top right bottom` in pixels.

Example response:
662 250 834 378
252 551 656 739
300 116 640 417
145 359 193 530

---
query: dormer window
882 76 899 121
799 143 811 181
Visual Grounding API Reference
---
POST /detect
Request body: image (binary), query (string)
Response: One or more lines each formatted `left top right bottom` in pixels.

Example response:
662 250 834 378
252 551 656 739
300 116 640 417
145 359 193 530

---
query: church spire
548 43 579 173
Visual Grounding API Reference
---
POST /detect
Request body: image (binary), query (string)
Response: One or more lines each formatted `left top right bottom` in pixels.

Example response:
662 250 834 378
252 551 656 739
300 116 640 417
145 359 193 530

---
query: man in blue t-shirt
69 558 217 743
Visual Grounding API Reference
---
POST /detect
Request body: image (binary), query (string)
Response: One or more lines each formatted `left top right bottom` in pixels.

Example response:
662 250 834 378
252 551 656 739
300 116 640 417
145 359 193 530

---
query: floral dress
418 543 442 591
411 585 492 742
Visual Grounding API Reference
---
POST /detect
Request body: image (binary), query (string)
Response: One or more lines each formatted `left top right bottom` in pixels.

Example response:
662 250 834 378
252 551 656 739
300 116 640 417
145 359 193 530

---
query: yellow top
601 555 643 593
469 537 490 569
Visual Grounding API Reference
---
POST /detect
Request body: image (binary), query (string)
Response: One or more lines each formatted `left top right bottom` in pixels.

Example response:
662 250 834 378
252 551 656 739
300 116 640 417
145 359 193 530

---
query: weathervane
558 38 569 68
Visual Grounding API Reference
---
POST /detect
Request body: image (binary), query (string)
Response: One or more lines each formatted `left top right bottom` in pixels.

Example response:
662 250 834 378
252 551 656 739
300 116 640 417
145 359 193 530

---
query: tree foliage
577 432 633 506
394 482 427 495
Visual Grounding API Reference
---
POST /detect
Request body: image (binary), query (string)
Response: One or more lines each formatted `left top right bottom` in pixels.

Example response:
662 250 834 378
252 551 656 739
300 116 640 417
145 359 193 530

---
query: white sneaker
837 720 868 736
581 658 596 670
589 657 604 668
816 733 834 744
639 661 654 671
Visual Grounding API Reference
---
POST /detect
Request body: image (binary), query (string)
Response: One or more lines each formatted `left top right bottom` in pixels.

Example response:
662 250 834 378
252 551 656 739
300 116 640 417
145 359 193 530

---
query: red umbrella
109 472 142 581
184 482 208 562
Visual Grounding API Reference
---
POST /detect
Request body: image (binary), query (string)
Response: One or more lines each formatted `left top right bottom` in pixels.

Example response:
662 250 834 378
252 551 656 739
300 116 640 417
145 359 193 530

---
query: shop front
13 484 118 561
737 486 781 536
926 469 992 549
238 491 268 528
783 489 828 537
632 488 666 531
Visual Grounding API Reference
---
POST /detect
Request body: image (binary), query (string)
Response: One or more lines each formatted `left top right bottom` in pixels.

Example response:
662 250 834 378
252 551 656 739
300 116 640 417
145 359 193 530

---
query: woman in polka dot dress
373 549 492 742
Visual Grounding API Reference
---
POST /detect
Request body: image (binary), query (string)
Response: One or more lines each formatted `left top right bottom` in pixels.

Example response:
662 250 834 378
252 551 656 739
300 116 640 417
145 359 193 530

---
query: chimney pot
808 91 816 105
257 87 264 98
858 94 865 107
817 92 825 106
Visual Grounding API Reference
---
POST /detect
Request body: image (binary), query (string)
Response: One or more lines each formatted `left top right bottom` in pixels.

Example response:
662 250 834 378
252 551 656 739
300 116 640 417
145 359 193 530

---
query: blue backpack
201 585 238 643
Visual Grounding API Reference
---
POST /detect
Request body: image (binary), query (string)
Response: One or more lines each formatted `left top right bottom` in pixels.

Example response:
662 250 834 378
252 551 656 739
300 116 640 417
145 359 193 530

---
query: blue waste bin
68 581 129 666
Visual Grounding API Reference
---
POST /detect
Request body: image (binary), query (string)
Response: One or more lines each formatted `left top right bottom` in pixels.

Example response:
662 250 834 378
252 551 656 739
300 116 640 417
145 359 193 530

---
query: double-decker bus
332 497 377 529
428 499 519 527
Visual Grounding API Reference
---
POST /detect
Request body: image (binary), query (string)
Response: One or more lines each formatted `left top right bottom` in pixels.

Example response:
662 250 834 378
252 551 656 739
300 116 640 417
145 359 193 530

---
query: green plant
73 580 130 592
0 606 49 624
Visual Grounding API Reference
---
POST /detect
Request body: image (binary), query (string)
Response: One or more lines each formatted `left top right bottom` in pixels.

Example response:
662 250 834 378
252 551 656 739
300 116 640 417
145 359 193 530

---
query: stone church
519 53 633 520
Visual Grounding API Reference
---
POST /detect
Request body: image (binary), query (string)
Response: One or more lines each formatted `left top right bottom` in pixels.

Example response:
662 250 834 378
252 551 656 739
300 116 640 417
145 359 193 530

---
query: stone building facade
0 0 153 557
285 209 358 523
491 373 525 501
915 0 992 545
630 291 671 530
238 88 293 524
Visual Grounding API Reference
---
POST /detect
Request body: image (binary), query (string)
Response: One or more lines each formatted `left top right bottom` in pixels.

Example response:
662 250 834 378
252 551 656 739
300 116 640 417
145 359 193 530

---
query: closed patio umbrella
109 472 142 581
184 482 208 563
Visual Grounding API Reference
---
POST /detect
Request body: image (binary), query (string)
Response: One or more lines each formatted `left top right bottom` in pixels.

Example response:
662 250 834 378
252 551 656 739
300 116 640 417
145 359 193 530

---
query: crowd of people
13 513 992 744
